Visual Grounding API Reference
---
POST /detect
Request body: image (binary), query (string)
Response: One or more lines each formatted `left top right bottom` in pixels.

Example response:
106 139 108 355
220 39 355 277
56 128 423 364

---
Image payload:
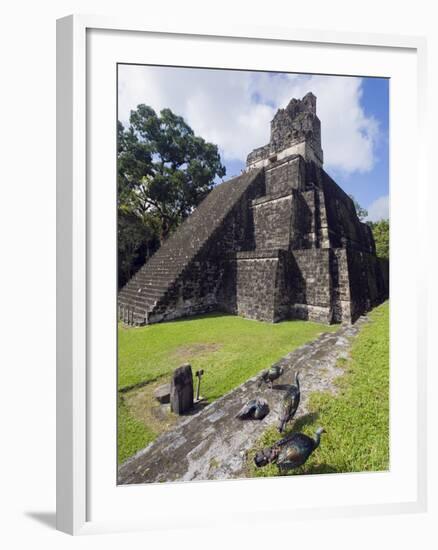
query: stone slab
170 364 193 415
154 383 171 404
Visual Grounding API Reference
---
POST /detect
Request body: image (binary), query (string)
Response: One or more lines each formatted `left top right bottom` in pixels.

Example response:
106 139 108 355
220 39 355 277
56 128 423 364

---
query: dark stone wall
217 242 386 327
252 172 328 253
379 258 390 296
297 190 320 248
218 251 281 322
234 256 278 322
273 250 292 322
345 248 388 323
290 190 315 249
289 249 332 323
265 156 306 195
252 195 293 250
219 249 298 324
330 248 352 323
224 248 336 325
310 165 376 254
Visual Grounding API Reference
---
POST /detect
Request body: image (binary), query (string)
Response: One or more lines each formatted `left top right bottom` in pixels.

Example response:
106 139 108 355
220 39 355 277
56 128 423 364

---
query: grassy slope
118 313 337 463
249 301 389 477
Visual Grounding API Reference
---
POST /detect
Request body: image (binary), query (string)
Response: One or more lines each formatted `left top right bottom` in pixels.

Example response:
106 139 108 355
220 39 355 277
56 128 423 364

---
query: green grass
118 313 337 463
118 313 337 399
118 395 156 463
248 301 390 477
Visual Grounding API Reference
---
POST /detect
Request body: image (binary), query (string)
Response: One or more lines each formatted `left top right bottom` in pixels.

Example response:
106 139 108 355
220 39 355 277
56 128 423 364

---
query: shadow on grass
302 463 339 475
290 411 320 432
294 411 321 431
277 462 339 476
152 312 231 324
179 399 210 416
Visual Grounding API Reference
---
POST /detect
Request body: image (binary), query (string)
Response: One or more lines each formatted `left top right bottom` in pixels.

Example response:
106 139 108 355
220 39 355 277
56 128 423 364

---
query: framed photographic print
57 15 427 535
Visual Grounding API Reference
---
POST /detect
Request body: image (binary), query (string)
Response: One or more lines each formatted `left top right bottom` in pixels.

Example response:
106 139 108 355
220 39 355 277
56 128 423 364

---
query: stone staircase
118 169 263 325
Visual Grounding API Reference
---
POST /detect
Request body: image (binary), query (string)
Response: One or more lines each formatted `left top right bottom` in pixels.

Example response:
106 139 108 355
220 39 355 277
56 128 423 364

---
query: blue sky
118 66 389 221
331 77 389 221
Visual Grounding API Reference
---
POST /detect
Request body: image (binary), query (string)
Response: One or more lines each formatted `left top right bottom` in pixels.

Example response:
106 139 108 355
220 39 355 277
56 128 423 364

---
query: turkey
278 372 300 433
258 364 284 388
235 398 269 420
254 428 325 470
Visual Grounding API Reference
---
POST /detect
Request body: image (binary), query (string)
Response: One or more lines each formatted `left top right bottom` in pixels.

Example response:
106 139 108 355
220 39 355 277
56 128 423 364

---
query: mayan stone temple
118 93 389 326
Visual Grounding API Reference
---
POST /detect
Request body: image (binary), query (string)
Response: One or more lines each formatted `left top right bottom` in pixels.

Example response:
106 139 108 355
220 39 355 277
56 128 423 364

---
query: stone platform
118 317 368 484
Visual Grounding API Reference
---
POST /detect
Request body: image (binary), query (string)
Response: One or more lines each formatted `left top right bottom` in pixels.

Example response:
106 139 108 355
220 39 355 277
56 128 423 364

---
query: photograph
0 0 432 542
116 64 390 485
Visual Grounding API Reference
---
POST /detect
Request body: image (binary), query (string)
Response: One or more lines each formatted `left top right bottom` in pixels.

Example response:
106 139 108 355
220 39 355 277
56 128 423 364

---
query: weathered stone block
154 383 171 404
170 364 194 415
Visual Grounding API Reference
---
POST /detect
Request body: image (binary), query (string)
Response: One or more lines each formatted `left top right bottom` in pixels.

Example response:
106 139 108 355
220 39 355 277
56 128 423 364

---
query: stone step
131 268 179 282
145 262 181 270
122 273 174 288
120 300 158 313
139 283 171 292
149 251 191 260
132 264 175 274
134 288 165 300
121 286 167 298
143 276 175 285
118 295 158 309
118 304 154 322
133 271 175 282
146 263 185 272
119 297 159 311
119 291 147 303
127 275 179 290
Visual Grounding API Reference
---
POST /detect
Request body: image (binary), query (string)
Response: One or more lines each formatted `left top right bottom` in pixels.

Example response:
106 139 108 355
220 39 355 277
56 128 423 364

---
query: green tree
348 195 389 259
117 211 160 288
367 219 389 260
117 106 226 287
119 105 226 243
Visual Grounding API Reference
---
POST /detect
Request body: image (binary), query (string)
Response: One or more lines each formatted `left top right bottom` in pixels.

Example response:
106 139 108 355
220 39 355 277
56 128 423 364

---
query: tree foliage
367 219 390 260
117 106 226 287
118 210 160 288
349 194 389 260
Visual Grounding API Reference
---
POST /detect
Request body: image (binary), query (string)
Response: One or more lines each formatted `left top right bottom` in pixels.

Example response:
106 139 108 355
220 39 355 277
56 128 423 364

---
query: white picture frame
56 15 428 535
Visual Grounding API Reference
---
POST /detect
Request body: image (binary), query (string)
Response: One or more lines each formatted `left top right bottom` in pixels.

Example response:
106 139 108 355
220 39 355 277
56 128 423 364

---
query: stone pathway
118 317 369 484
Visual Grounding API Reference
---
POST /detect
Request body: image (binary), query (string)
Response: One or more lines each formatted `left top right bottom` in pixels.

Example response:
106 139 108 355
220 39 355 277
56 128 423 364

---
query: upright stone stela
118 93 389 326
170 364 194 415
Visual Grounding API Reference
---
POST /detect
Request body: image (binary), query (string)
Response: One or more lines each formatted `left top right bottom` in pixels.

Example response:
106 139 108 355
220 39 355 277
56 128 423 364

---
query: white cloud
366 195 389 221
118 65 380 175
